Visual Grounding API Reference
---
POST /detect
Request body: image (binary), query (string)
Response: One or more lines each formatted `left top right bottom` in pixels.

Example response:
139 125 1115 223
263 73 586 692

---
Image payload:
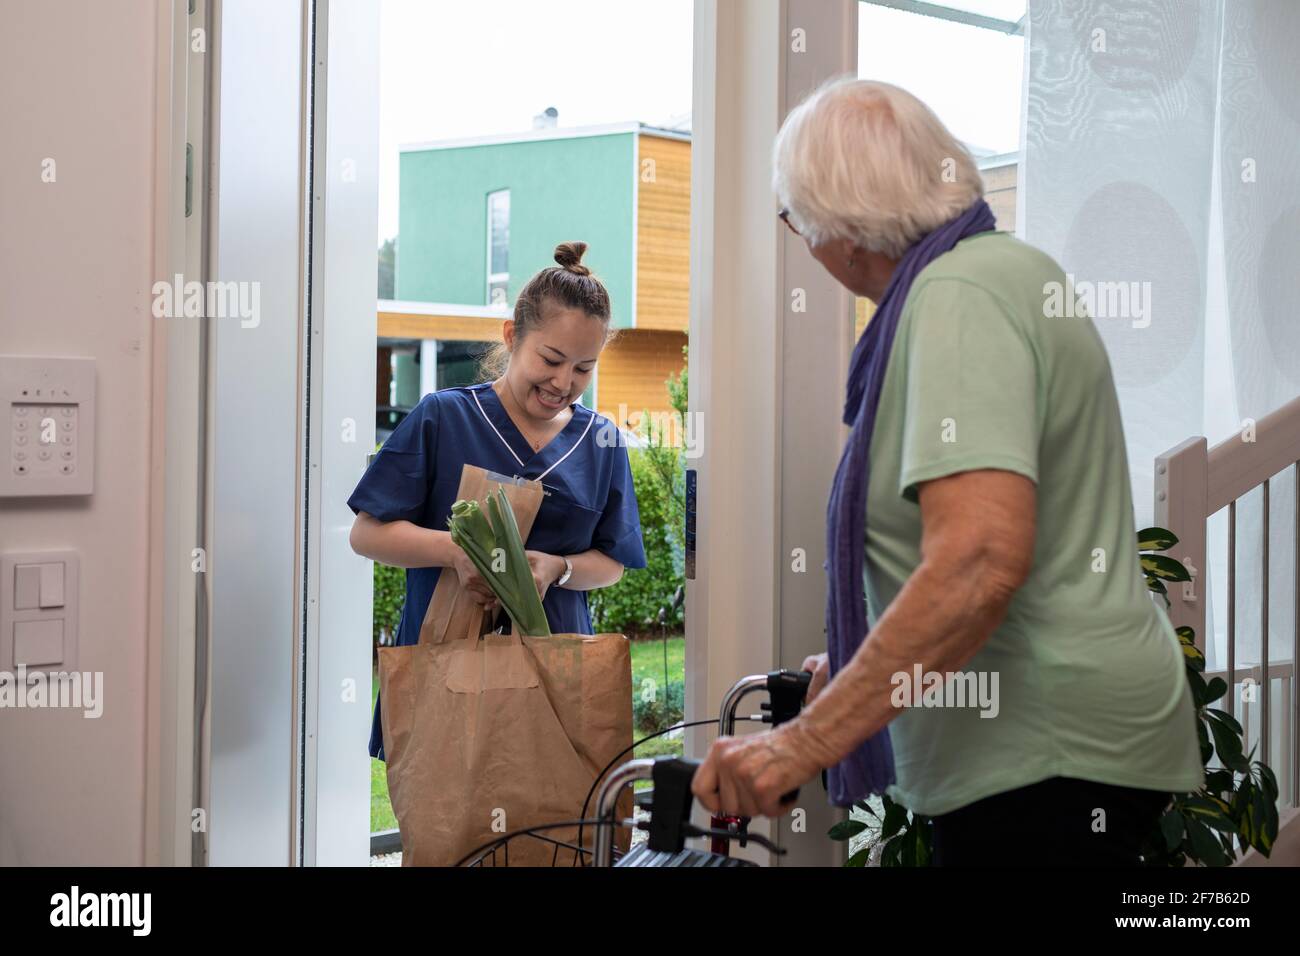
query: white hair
772 76 983 259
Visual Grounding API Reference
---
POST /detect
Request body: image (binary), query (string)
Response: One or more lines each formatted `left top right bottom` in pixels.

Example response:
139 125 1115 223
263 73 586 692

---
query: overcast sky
378 0 1025 243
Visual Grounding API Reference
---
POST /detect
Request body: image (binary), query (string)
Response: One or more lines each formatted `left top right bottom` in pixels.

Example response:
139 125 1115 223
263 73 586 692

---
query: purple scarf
824 199 997 807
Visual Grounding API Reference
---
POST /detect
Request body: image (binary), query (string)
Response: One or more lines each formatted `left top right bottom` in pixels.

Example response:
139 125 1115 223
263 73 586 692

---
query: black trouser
929 776 1170 866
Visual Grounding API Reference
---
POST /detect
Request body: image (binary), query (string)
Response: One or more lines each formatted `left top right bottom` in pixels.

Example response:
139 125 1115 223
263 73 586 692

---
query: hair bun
554 241 591 277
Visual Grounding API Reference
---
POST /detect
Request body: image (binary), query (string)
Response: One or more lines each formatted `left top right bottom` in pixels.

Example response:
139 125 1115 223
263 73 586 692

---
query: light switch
14 619 64 667
39 561 64 608
2 550 78 675
14 564 40 609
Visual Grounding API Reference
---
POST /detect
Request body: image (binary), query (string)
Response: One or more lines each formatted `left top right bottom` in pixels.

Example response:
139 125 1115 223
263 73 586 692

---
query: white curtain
1023 0 1219 534
1024 0 1300 773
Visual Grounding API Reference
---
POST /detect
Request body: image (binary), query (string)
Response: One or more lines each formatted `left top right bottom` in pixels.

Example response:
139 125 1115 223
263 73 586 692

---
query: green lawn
629 632 684 700
369 634 686 833
370 673 398 833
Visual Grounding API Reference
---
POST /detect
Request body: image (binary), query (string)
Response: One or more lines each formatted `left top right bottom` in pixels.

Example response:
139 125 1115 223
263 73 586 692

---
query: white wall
0 0 160 865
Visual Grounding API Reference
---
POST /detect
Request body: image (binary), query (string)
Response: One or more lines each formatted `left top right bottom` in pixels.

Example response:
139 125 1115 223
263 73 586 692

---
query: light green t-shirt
865 230 1204 817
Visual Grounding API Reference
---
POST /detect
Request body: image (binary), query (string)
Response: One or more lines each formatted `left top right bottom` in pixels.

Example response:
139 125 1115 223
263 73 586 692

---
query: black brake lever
766 669 814 806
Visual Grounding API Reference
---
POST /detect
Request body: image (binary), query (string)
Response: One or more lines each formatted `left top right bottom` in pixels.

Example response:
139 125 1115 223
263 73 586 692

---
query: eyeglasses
778 207 802 237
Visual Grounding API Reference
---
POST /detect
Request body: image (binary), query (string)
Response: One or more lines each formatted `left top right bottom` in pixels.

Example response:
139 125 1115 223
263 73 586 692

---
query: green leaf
1248 787 1275 855
1137 527 1179 551
1231 780 1252 819
1203 676 1228 705
1159 808 1184 851
828 819 867 841
1175 626 1204 672
1145 576 1168 595
1206 707 1242 736
1206 715 1249 773
1140 553 1191 582
1257 763 1279 801
1196 718 1213 764
880 835 903 867
845 847 870 867
1184 817 1229 866
1204 769 1234 795
1182 796 1237 834
1179 640 1206 672
880 800 909 841
1239 794 1258 847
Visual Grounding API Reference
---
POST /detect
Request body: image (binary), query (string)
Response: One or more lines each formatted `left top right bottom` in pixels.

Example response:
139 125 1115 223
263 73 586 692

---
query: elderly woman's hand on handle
690 722 825 820
801 652 831 704
690 658 833 819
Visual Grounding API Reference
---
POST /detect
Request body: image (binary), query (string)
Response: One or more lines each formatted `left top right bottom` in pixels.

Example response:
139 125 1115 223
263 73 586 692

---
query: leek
448 488 551 636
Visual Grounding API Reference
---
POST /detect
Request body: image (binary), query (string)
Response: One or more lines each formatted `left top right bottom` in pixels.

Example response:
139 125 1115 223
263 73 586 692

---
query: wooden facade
980 159 1018 232
855 297 875 338
593 328 688 430
634 134 691 332
377 306 507 342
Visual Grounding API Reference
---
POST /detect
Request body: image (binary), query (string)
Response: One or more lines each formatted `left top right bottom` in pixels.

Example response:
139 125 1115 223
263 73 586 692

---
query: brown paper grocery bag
378 464 634 866
417 464 544 645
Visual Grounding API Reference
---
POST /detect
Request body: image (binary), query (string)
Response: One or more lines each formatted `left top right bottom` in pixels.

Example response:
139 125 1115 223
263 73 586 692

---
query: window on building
487 189 510 305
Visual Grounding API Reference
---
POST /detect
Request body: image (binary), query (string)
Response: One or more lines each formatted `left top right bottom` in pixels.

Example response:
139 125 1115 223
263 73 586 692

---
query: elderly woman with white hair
691 78 1204 866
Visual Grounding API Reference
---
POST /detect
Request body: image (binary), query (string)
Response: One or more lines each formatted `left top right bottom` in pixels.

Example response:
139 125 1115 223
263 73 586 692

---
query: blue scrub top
348 381 647 760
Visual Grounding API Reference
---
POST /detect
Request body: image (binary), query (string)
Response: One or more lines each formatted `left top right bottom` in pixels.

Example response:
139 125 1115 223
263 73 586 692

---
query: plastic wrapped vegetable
448 487 551 637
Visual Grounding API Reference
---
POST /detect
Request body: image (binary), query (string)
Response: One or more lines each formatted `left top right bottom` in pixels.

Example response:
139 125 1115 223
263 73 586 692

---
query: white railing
1155 393 1300 861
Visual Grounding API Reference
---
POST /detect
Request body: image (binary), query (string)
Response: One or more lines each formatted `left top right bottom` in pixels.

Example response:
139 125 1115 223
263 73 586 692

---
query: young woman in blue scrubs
348 242 648 760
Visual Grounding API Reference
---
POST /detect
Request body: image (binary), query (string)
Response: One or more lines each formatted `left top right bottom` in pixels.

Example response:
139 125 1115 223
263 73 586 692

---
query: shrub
373 562 405 647
589 446 684 635
590 351 688 636
633 679 685 734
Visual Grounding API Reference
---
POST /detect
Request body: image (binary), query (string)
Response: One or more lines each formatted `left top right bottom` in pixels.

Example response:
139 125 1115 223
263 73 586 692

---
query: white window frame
486 188 510 305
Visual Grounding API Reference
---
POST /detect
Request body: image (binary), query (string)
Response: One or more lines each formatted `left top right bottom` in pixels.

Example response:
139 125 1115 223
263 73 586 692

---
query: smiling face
501 301 608 424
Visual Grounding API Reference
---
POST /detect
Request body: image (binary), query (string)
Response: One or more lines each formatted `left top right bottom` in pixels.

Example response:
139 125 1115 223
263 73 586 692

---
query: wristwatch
555 556 573 588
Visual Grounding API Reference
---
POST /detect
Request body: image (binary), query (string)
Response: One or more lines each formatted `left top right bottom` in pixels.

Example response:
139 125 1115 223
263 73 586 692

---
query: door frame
147 0 378 867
